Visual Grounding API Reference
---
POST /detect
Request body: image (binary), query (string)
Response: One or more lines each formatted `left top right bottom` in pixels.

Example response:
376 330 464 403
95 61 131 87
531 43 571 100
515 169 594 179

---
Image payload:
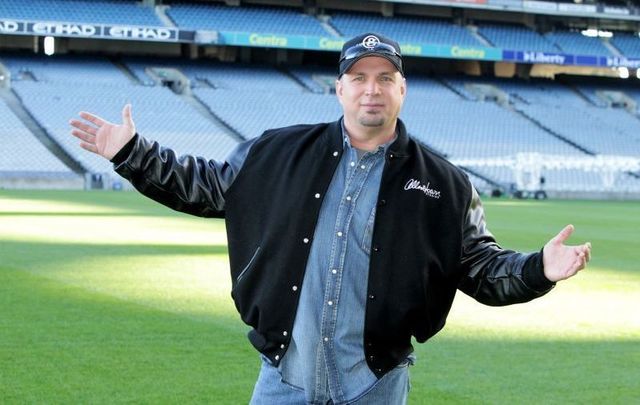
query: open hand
69 104 136 160
543 224 591 282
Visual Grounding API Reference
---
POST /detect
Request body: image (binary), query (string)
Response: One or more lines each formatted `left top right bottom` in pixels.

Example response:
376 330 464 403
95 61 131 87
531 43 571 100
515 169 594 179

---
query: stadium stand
3 54 133 86
573 80 640 111
125 58 305 92
490 77 590 108
329 12 482 47
416 75 640 192
1 1 639 196
3 50 639 194
520 104 640 155
194 89 341 139
178 63 305 92
288 65 338 94
610 31 640 58
402 77 583 159
544 31 613 56
13 81 239 174
3 55 239 178
166 4 328 36
477 23 560 53
0 99 71 173
0 0 163 26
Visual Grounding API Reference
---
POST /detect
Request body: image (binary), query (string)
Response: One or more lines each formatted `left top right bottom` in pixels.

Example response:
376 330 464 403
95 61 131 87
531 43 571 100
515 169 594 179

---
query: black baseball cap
338 33 404 77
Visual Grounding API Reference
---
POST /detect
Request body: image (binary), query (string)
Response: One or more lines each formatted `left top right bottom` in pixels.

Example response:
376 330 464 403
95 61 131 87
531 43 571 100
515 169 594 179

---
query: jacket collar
388 119 411 158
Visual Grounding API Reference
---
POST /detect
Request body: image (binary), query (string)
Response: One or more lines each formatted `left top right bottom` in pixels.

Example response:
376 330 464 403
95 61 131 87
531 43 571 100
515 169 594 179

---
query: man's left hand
543 224 591 282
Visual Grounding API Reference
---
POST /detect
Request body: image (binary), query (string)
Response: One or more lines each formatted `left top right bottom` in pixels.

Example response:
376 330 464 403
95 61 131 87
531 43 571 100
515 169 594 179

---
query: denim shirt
279 127 395 404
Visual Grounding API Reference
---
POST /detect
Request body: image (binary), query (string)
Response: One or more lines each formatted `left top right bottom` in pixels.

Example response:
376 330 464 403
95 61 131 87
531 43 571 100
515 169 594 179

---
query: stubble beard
358 115 385 127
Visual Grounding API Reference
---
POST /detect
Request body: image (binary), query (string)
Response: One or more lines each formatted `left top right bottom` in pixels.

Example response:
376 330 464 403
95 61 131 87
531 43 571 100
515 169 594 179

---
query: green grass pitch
1 190 638 404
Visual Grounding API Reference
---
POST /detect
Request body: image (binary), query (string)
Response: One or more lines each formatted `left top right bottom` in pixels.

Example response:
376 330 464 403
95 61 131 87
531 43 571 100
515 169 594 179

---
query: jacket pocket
362 206 377 255
236 246 261 284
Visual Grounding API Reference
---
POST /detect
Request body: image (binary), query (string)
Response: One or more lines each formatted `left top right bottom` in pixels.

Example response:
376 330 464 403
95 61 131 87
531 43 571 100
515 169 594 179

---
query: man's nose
364 79 380 95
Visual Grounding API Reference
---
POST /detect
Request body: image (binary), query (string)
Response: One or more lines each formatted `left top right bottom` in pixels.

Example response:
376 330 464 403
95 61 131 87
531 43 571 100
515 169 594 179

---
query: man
69 33 591 404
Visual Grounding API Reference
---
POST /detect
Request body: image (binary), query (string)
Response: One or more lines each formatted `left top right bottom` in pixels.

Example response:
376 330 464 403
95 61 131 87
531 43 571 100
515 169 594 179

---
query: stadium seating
611 32 640 58
125 57 306 92
0 0 163 26
329 12 482 47
575 82 640 112
402 81 582 159
2 51 639 194
166 4 328 37
12 81 239 174
3 54 239 175
0 99 71 173
520 104 640 155
544 31 613 56
288 65 338 93
489 77 588 108
478 23 560 52
3 54 132 86
194 89 341 139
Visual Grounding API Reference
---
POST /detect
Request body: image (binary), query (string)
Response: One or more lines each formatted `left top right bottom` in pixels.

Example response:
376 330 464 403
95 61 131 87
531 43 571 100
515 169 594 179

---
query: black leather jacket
113 118 555 377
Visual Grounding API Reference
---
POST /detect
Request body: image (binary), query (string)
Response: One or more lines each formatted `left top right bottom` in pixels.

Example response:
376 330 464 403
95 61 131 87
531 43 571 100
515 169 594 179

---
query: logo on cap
362 35 380 50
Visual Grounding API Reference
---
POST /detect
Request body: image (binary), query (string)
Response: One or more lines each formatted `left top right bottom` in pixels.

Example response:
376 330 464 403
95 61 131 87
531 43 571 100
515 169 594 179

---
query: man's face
336 56 406 131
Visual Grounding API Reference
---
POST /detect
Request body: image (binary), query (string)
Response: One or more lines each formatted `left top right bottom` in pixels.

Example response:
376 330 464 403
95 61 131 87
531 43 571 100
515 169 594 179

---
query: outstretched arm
458 189 591 306
69 104 136 160
68 104 256 217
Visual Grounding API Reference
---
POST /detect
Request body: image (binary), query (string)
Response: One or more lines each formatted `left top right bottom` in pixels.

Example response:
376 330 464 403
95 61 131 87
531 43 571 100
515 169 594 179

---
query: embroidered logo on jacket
404 179 441 199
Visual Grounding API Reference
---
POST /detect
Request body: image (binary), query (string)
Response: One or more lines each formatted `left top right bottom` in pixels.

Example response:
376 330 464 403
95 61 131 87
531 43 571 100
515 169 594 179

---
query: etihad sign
31 22 98 36
108 26 174 40
0 19 179 42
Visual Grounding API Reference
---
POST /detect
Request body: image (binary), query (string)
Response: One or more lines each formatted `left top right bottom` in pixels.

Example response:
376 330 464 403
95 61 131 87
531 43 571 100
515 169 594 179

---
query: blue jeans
250 357 411 405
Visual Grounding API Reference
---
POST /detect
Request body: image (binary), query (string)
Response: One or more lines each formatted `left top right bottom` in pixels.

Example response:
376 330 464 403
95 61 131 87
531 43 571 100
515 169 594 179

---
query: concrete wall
0 173 84 190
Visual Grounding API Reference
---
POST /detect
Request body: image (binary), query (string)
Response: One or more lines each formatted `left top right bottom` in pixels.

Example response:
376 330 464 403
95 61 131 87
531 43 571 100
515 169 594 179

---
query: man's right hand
69 104 136 161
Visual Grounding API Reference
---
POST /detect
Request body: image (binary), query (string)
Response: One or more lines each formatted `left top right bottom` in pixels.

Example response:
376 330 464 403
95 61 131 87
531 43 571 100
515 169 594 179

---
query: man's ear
335 78 345 107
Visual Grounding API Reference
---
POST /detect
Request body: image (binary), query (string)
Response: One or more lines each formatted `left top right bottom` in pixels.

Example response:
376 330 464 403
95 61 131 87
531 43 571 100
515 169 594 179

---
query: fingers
576 252 587 271
69 119 98 136
78 111 106 127
582 242 592 263
70 128 94 143
79 141 99 155
561 251 586 279
552 224 574 245
573 242 592 273
122 104 134 127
